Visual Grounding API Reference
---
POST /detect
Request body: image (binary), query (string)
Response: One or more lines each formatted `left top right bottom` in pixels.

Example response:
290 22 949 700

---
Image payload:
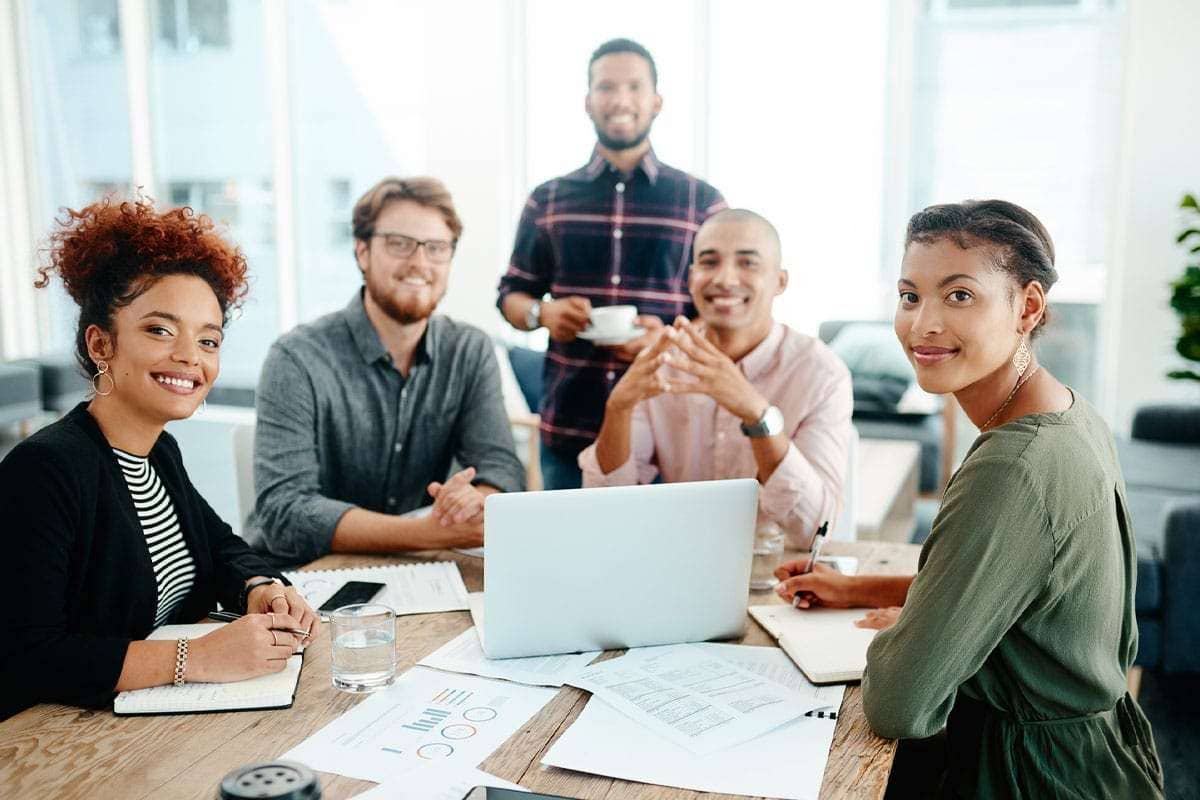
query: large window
707 2 892 334
909 0 1123 401
26 0 135 355
149 0 276 386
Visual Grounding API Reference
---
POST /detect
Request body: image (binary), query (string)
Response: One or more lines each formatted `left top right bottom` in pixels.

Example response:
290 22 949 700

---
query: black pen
793 521 829 608
208 610 311 638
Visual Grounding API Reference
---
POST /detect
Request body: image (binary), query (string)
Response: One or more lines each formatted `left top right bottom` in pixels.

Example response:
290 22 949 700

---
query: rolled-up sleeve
454 336 526 494
765 364 853 548
496 192 552 310
578 401 659 487
249 343 354 563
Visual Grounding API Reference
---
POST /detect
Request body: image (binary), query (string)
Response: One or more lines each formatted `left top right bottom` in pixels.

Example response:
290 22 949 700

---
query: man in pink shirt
578 209 853 547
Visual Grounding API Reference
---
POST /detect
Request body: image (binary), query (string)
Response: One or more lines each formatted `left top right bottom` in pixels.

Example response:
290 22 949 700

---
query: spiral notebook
113 623 303 715
283 561 470 620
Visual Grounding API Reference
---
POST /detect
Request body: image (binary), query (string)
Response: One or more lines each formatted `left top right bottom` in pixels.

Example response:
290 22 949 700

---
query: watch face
764 405 784 435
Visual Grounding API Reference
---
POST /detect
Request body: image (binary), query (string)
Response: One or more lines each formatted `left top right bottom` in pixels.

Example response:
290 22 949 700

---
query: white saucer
577 326 645 346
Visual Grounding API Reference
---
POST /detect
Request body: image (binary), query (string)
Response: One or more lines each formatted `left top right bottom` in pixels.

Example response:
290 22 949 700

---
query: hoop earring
1012 339 1031 377
92 360 115 397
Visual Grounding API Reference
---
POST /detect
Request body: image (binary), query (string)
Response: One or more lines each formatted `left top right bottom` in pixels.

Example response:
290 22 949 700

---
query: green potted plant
1169 193 1200 381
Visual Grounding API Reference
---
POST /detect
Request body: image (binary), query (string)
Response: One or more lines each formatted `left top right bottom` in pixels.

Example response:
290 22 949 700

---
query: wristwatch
525 300 542 331
240 576 284 613
741 405 784 438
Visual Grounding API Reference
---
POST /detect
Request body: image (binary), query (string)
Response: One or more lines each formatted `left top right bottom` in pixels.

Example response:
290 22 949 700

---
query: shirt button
610 274 621 286
400 389 407 399
606 370 616 381
393 442 403 453
387 496 397 506
615 182 625 193
612 228 623 239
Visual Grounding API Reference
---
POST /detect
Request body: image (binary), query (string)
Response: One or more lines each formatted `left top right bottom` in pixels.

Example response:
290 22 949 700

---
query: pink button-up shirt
577 322 853 548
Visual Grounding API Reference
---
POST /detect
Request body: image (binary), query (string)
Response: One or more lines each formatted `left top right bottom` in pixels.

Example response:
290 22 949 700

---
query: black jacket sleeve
0 442 131 718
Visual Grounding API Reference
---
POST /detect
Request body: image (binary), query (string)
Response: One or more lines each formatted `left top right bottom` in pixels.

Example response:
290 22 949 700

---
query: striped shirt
113 449 196 625
497 146 726 454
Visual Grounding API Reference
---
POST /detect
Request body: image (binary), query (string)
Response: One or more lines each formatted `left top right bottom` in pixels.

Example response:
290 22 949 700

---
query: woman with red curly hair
0 197 319 720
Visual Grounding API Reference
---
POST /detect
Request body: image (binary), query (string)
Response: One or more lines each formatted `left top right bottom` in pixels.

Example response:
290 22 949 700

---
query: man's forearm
594 403 635 474
330 508 437 553
501 292 536 331
749 433 790 485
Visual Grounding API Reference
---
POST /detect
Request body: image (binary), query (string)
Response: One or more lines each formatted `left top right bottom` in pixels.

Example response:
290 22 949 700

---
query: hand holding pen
772 522 855 609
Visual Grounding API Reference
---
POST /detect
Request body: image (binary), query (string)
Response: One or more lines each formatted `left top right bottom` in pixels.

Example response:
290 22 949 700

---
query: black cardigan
0 404 284 719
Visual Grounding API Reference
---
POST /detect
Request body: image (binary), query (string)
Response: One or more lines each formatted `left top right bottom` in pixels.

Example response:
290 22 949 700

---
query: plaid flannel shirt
497 147 726 454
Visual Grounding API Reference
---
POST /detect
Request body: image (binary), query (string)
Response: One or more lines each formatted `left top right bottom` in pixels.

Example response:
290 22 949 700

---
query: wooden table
0 540 921 800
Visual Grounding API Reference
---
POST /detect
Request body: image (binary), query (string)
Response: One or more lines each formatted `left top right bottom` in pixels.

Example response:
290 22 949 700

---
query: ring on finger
269 593 287 605
268 612 276 628
271 630 278 646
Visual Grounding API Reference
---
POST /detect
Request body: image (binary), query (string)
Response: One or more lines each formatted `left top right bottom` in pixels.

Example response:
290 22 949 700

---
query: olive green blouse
862 395 1164 798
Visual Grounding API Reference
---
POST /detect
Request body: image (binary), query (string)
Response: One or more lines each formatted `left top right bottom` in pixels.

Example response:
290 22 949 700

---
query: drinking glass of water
330 603 397 693
749 521 786 591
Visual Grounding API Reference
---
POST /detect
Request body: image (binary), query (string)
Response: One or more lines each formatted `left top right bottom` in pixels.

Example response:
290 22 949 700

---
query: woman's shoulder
0 415 105 505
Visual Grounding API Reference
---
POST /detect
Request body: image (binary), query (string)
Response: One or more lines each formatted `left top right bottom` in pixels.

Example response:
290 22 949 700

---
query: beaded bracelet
173 637 189 687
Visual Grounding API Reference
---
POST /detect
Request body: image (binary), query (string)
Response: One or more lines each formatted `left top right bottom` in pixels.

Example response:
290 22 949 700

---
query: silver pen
792 521 829 608
208 610 311 638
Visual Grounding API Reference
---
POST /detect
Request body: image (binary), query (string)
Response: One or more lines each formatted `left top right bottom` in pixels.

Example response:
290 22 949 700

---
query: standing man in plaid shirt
497 38 726 489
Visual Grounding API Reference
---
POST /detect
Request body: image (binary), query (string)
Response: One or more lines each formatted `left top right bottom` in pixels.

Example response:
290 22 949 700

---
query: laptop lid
481 479 759 658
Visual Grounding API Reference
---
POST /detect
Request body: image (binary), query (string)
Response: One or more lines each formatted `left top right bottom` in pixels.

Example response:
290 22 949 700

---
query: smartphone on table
317 580 386 615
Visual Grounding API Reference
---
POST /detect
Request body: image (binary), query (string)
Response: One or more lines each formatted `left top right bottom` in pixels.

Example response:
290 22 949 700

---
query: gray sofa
1121 404 1200 673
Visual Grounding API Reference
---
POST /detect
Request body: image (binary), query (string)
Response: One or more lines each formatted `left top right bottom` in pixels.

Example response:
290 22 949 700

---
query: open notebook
748 606 878 685
113 623 303 715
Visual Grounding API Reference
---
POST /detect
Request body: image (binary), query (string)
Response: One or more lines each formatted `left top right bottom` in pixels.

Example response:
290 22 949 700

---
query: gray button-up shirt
244 292 525 565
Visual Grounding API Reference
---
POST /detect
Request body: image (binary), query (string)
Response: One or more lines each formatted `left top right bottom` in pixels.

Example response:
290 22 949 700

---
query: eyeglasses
372 232 455 263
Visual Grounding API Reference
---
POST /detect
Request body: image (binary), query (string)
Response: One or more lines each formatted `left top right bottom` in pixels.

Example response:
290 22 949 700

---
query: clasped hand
608 317 767 424
425 466 486 548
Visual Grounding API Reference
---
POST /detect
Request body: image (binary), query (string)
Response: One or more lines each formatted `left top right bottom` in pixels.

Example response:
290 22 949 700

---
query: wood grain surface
0 541 921 800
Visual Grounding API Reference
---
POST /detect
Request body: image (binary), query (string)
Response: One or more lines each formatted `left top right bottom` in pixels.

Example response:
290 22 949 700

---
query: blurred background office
0 1 1197 795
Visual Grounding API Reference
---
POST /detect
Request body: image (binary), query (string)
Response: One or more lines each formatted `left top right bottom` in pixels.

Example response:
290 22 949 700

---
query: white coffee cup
589 305 637 336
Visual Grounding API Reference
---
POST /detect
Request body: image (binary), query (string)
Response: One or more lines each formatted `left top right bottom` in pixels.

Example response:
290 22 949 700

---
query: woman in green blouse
776 200 1164 798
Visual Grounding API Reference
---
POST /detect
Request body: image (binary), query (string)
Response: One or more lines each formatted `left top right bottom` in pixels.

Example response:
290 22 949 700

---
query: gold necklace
980 365 1040 432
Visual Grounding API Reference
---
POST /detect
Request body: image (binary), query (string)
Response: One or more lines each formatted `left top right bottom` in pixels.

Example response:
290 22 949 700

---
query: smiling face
894 239 1032 395
355 199 452 325
88 273 223 425
585 52 662 152
688 216 787 334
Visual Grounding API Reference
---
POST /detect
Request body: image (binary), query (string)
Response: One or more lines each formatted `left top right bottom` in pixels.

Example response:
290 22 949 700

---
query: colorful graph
402 707 450 732
463 707 498 722
416 743 455 759
431 687 474 705
440 724 477 740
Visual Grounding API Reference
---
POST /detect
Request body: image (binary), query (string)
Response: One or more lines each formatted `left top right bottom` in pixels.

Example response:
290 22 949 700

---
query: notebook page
114 623 302 713
284 561 469 617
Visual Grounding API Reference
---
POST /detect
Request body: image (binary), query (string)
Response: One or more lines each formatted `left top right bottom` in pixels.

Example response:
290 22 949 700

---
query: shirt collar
343 289 438 368
581 145 661 186
738 321 786 382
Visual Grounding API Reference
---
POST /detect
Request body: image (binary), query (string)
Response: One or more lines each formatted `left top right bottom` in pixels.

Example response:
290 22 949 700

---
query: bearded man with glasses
245 177 525 566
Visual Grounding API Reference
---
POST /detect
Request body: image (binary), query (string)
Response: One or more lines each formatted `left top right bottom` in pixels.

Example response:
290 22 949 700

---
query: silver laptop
480 479 759 659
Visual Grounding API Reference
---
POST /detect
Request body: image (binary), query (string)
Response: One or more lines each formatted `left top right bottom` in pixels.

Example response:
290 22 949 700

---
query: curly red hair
36 195 250 375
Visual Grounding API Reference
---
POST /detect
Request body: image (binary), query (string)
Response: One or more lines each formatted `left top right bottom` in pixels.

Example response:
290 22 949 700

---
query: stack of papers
419 628 599 688
545 643 844 800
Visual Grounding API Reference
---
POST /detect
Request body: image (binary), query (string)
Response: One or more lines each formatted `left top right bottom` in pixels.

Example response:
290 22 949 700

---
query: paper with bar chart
283 666 557 782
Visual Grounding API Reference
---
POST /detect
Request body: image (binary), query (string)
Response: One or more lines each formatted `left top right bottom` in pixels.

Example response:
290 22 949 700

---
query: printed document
283 561 469 618
544 645 843 799
283 666 556 782
565 642 827 754
353 765 527 799
419 628 599 687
